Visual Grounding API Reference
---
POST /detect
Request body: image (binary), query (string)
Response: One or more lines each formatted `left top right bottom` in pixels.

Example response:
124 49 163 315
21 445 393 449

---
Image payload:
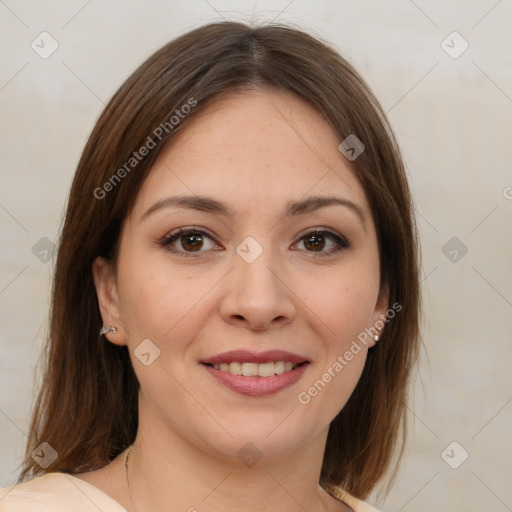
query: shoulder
327 485 381 512
0 472 127 511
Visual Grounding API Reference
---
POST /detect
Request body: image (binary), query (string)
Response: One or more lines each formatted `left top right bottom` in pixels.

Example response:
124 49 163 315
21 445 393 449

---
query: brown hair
19 21 420 499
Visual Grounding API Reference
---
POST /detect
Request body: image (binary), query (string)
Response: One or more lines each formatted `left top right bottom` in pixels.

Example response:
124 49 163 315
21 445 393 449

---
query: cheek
295 263 378 410
298 304 371 421
304 266 379 345
116 251 216 344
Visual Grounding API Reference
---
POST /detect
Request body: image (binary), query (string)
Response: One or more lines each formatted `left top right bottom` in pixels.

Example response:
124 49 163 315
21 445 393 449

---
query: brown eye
303 233 326 251
295 229 349 256
160 228 219 256
181 233 204 252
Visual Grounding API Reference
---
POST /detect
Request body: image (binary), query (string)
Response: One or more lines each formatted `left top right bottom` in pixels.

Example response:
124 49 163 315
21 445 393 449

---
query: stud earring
373 334 379 342
100 326 117 336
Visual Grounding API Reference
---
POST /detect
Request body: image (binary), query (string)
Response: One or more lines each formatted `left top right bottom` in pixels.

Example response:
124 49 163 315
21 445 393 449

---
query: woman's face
94 88 388 463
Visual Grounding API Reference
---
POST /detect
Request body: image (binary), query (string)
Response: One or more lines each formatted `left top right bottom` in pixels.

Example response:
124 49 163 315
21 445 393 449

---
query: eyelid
295 226 343 240
161 226 216 244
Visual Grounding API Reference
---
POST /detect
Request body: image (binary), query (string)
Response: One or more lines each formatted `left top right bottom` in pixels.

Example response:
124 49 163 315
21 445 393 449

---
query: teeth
211 361 300 377
241 362 258 377
257 362 275 377
229 362 241 375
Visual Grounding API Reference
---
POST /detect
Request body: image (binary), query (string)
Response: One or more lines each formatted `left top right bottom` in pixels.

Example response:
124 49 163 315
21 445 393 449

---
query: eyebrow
142 194 366 227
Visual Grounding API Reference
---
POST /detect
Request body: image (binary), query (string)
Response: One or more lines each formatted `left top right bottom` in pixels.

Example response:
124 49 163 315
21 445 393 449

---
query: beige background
1 0 511 510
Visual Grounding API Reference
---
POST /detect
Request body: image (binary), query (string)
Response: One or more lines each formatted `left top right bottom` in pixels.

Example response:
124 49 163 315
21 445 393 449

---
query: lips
200 350 310 397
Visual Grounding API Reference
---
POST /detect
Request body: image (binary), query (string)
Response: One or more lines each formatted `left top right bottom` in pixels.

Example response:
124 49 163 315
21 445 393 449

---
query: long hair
19 21 420 499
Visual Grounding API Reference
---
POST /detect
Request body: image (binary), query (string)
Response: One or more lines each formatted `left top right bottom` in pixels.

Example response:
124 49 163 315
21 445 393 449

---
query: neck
125 420 335 512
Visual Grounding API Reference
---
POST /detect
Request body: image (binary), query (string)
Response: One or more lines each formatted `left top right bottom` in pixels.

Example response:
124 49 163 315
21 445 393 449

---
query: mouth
203 361 306 377
200 350 310 396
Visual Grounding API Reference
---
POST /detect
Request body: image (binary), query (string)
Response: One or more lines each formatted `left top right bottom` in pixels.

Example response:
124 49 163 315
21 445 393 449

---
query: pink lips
201 350 310 397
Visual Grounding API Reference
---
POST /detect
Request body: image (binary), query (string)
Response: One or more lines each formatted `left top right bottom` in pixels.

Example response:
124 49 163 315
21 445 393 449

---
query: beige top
0 473 380 511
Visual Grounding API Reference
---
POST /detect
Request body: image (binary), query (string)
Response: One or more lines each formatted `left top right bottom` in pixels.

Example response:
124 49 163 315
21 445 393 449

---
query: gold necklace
125 444 334 511
124 445 138 512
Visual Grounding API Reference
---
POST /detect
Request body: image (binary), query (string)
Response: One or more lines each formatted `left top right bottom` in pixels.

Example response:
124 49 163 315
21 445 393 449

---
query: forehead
132 88 370 220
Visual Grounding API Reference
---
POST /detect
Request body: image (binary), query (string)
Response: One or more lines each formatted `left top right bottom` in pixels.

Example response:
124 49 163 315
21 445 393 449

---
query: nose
219 243 296 332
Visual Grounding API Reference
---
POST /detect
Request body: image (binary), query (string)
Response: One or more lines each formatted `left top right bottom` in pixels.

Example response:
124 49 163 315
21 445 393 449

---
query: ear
367 282 390 348
92 256 127 346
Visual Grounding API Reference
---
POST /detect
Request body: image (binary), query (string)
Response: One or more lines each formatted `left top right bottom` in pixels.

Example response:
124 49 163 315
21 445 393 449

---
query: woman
0 21 420 511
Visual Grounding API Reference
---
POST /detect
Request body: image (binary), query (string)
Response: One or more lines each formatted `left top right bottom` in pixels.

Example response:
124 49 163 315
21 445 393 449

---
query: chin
192 414 320 465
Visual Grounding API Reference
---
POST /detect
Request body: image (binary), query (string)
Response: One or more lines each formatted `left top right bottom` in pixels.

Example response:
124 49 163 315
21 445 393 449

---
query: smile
210 361 298 377
200 350 310 396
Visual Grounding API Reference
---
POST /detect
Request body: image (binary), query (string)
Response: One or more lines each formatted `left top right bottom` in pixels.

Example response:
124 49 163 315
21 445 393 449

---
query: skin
78 88 388 511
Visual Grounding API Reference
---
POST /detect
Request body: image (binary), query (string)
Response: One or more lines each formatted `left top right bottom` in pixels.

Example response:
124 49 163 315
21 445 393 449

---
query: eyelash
159 227 350 258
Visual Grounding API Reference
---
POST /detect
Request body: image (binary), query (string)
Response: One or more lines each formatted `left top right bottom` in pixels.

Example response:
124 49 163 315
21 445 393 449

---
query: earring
100 326 117 336
373 334 379 342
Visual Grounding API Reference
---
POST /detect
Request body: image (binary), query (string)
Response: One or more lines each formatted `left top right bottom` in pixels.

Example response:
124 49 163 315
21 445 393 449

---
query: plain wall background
1 1 511 510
